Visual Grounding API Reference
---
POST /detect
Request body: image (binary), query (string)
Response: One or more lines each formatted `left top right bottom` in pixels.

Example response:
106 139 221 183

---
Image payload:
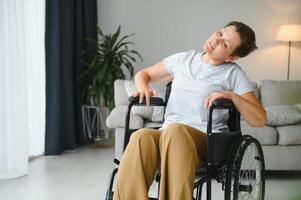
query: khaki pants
113 123 207 200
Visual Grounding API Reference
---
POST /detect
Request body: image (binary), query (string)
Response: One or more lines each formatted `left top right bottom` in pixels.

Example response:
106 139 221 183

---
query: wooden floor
0 146 300 200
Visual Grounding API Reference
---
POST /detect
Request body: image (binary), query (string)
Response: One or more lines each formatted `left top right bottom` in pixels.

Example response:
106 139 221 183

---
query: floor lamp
276 24 301 80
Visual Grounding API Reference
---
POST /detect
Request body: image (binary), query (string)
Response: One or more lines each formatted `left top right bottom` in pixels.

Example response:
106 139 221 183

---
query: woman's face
202 25 241 61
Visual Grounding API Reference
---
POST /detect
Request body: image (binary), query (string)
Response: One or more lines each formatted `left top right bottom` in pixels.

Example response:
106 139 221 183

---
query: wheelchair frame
106 82 265 200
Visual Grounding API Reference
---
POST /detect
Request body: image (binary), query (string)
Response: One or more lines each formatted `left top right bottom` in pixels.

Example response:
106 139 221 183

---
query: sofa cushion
260 80 301 107
277 124 301 145
265 105 301 126
241 120 278 145
106 105 144 129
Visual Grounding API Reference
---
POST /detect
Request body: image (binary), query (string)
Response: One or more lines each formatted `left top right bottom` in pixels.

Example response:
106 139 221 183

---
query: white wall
97 0 301 83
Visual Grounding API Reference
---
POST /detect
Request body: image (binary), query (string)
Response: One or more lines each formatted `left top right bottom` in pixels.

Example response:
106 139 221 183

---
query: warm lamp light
276 25 301 42
276 24 301 80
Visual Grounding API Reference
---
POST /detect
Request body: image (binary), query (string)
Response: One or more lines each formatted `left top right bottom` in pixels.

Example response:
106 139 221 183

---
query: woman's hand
132 88 158 107
205 91 266 127
204 91 232 109
133 61 172 106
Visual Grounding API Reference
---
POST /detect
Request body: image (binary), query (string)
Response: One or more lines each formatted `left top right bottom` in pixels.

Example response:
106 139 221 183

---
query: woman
113 21 266 200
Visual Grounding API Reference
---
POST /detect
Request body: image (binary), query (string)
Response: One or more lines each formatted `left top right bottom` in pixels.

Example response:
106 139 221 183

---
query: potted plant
80 25 142 110
80 26 142 146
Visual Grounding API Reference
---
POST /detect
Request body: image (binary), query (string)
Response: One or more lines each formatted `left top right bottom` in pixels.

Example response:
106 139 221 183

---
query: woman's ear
225 55 240 62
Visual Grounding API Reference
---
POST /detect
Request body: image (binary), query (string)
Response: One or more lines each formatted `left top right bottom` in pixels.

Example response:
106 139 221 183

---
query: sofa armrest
114 79 130 106
106 105 144 129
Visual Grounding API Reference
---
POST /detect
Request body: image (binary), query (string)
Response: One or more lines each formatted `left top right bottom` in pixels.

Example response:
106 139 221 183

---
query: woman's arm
204 91 266 127
133 61 172 106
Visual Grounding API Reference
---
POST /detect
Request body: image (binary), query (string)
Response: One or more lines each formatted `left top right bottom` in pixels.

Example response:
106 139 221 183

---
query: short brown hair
225 21 257 57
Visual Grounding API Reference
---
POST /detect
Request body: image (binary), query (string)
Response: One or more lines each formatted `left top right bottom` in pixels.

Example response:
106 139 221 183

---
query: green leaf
129 50 143 61
115 34 134 45
111 26 121 47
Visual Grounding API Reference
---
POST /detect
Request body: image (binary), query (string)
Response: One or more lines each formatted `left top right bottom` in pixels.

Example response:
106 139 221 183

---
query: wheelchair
106 82 265 200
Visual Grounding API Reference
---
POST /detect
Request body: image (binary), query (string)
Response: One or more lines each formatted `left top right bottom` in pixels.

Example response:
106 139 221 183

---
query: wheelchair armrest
124 96 165 151
128 96 166 106
211 98 235 109
207 98 241 133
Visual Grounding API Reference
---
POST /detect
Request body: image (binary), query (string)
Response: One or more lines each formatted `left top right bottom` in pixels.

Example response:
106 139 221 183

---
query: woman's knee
161 124 194 147
163 123 190 139
130 128 158 145
161 124 199 164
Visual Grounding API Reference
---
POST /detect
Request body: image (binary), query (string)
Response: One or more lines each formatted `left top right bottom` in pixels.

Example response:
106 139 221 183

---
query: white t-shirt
161 50 253 133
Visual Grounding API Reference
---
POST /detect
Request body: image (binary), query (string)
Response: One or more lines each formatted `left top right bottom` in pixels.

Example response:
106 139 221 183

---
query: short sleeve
163 52 187 77
230 66 253 95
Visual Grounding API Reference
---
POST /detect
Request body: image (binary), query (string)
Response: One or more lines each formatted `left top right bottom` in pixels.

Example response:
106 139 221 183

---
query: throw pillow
124 80 166 121
265 105 301 126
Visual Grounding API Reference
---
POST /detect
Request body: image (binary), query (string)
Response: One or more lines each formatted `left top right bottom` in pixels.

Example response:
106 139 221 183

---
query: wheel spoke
225 138 265 200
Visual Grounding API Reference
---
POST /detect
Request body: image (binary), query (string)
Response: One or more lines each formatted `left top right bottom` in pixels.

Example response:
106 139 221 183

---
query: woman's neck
201 53 225 66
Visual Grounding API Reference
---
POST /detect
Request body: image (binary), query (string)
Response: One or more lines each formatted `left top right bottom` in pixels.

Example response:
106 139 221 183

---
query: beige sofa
106 79 301 170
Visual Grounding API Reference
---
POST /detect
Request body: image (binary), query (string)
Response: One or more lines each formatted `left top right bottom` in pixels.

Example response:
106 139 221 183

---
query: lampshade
276 24 301 42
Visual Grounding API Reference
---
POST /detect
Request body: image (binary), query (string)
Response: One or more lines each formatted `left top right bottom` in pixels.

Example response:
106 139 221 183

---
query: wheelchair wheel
225 136 265 200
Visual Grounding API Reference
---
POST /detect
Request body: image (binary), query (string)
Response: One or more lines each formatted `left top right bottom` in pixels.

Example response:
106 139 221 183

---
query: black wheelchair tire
225 136 265 200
